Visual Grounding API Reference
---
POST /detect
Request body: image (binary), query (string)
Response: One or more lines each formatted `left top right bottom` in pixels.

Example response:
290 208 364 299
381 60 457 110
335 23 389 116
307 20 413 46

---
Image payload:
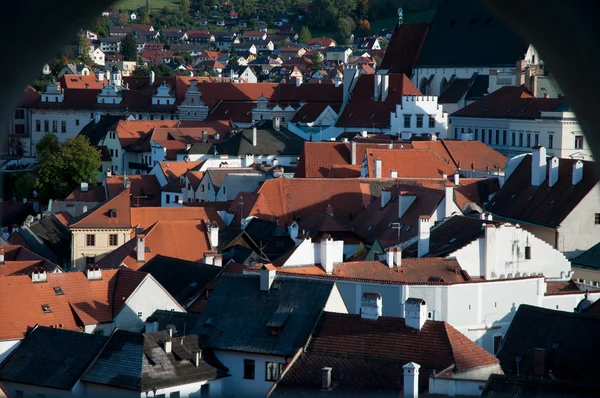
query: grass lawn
116 0 181 11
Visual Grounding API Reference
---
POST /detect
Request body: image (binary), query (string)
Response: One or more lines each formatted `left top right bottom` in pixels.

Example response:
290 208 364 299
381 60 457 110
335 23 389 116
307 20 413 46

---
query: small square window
137 311 143 318
416 115 423 128
109 234 118 246
575 135 584 149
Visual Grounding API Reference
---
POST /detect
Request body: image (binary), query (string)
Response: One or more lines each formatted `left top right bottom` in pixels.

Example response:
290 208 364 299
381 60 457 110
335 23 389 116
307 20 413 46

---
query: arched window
440 77 448 94
419 78 429 95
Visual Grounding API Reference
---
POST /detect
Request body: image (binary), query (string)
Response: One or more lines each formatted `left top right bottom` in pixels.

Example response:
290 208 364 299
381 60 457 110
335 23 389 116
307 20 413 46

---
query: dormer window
42 304 52 313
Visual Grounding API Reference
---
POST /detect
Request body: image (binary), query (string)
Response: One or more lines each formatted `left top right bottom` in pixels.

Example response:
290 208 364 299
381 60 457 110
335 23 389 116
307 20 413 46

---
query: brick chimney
405 298 427 330
403 362 421 398
361 293 383 320
417 216 431 258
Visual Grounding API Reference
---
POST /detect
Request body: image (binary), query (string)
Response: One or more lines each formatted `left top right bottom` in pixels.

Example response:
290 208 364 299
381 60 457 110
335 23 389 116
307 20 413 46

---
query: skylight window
527 196 533 201
550 199 556 205
53 287 64 296
387 222 393 228
552 342 560 349
510 194 516 199
406 225 411 232
41 304 52 314
449 238 457 243
367 225 373 231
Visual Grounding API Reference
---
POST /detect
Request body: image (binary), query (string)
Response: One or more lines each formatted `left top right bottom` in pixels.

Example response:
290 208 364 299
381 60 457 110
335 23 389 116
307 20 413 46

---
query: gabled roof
206 168 263 194
139 255 224 308
0 244 61 275
105 175 162 207
46 269 147 325
336 74 421 128
273 312 499 395
193 274 335 356
365 148 456 178
78 114 125 146
497 305 600 382
489 155 598 227
211 121 305 156
69 188 132 229
451 85 566 119
416 0 529 67
131 206 225 230
379 23 429 75
572 242 600 271
0 326 108 390
158 160 204 182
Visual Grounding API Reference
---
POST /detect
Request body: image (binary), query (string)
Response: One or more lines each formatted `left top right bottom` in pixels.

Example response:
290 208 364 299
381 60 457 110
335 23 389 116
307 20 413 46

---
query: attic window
387 221 393 228
41 304 52 314
521 108 527 113
448 238 457 244
505 109 511 113
406 225 411 232
109 208 117 218
483 108 489 112
53 287 64 296
205 316 215 327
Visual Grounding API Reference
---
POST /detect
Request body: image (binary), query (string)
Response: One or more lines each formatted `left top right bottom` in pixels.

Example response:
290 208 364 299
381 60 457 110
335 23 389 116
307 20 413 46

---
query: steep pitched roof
415 139 508 173
193 274 335 356
105 175 162 207
379 23 430 75
336 74 421 128
451 85 566 119
366 148 456 178
489 155 598 227
69 188 132 229
211 121 305 156
572 242 600 271
416 0 529 67
273 312 498 394
46 269 147 325
497 305 600 382
131 206 225 230
0 326 108 390
0 244 61 275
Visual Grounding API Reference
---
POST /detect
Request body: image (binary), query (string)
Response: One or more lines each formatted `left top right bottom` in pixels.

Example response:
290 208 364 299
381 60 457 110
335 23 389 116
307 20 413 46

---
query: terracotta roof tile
159 161 204 182
69 189 132 229
437 140 507 173
131 206 225 230
65 185 106 202
61 74 108 90
366 148 456 178
290 103 341 123
0 245 60 275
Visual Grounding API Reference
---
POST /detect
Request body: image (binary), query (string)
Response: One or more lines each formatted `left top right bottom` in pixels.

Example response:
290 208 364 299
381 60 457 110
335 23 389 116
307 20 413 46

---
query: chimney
350 141 357 166
97 70 104 81
334 79 341 87
405 298 427 330
204 251 215 265
533 348 547 376
322 367 332 390
80 182 89 192
208 221 219 248
361 293 382 320
454 173 460 186
260 264 276 291
150 70 156 85
274 117 281 131
531 146 547 186
544 93 549 98
418 216 431 258
402 362 421 398
136 234 145 263
381 74 389 101
394 247 402 267
31 267 47 283
106 70 110 82
444 185 454 218
252 126 257 146
386 247 394 268
484 224 496 279
288 221 299 241
85 264 102 280
194 350 202 367
213 254 222 267
0 248 4 264
548 157 559 187
572 160 583 185
202 131 208 143
381 189 391 208
390 170 398 178
320 234 335 275
373 74 382 101
373 158 382 178
531 74 538 97
164 338 172 354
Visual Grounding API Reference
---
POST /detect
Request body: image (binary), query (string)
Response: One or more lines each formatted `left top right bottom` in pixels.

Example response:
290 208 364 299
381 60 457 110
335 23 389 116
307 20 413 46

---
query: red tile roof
105 175 162 207
0 245 60 275
61 74 108 90
366 148 456 178
159 161 204 182
65 184 106 202
131 206 225 230
336 74 421 128
454 178 500 211
69 189 132 229
544 279 583 296
206 101 255 122
412 140 508 173
276 311 498 393
307 37 336 47
451 85 566 119
19 86 40 107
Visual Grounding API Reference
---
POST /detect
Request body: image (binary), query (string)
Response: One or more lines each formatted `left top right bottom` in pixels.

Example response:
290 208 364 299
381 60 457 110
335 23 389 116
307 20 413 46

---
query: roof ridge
70 188 131 228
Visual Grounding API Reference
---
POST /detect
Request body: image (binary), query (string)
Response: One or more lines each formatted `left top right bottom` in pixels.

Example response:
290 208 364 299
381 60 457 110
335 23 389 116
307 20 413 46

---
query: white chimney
405 297 427 330
208 221 219 248
0 248 4 264
136 234 145 263
106 70 110 82
80 182 89 192
484 224 496 279
31 268 47 283
288 221 299 241
150 70 156 85
390 170 398 178
373 74 382 101
548 157 559 188
361 130 368 138
335 79 341 87
374 158 382 178
351 141 357 165
386 247 394 268
381 74 389 101
361 293 383 320
381 189 391 208
164 338 172 353
418 216 430 258
320 234 335 275
454 173 460 186
572 160 583 185
260 264 276 291
274 117 281 132
403 362 421 398
213 254 222 267
394 247 402 267
194 351 202 367
322 367 332 390
97 70 104 81
444 185 454 218
85 265 102 280
252 126 257 146
204 251 215 265
531 146 547 186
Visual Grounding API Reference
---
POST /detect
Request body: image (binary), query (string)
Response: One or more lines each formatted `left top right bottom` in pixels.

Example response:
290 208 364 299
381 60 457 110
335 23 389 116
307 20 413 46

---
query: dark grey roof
206 168 262 194
536 75 564 98
139 255 224 307
416 0 528 67
83 330 228 392
466 74 489 100
0 326 108 390
497 305 600 383
147 309 204 336
481 374 600 398
210 121 306 157
193 274 335 356
26 213 71 265
572 242 600 270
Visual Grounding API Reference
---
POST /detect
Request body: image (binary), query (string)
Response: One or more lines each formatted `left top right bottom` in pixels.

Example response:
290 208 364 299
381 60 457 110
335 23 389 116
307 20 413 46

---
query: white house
89 47 106 66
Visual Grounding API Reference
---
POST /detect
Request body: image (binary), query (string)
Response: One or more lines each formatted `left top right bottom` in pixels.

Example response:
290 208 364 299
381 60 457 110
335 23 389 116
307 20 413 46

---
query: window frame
428 115 435 128
35 120 41 132
61 120 67 133
109 234 118 246
243 359 256 380
575 135 584 149
86 234 96 246
416 115 423 128
493 335 503 355
595 213 600 225
403 115 411 129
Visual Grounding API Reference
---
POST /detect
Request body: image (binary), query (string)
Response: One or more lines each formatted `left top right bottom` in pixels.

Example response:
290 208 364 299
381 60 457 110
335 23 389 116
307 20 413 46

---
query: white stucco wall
31 109 93 155
557 183 600 258
324 284 350 314
115 276 184 332
71 228 132 270
84 379 222 398
389 96 449 138
0 340 20 363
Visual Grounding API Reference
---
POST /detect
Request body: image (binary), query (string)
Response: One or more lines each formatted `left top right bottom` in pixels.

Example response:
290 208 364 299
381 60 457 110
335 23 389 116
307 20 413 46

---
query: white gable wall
557 183 600 258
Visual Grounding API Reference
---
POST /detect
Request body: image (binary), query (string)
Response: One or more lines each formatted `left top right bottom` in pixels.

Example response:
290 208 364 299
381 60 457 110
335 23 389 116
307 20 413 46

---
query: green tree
89 19 109 36
180 0 191 14
35 135 101 201
132 64 150 77
336 16 356 44
229 52 240 66
298 26 311 44
121 33 138 62
357 19 371 37
310 51 324 70
152 63 174 77
78 33 92 65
